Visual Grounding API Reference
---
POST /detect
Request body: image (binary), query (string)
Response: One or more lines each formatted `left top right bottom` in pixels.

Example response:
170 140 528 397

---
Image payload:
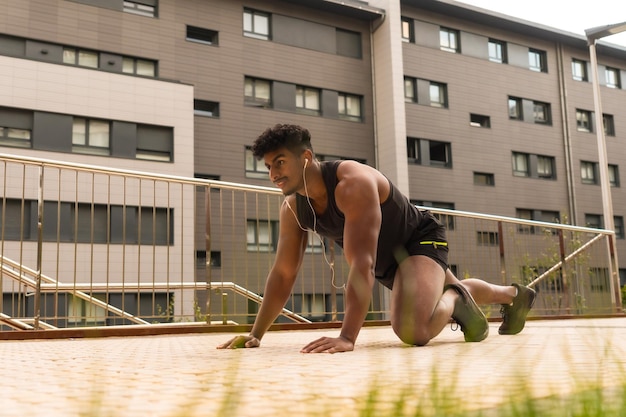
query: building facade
1 0 625 322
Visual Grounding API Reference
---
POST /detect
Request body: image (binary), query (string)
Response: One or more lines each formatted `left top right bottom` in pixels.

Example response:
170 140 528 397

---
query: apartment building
0 0 625 323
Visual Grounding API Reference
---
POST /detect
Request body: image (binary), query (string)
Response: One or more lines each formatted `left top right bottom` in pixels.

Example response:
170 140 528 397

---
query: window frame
581 161 598 185
576 109 593 132
470 114 490 128
488 38 507 63
337 92 362 122
401 17 415 43
0 126 31 148
245 146 269 179
243 8 271 40
194 99 220 118
123 1 157 18
512 152 530 177
603 114 615 136
532 101 551 124
605 66 621 88
528 48 547 72
186 25 219 46
429 82 448 108
296 86 321 116
508 97 522 120
246 219 279 252
244 77 272 107
572 58 588 81
72 117 111 156
439 27 459 53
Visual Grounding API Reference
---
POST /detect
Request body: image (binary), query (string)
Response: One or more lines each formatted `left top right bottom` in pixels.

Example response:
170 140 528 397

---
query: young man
218 124 536 353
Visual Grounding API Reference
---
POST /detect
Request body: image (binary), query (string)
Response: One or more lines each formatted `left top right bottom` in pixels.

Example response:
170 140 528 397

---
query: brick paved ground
2 317 625 416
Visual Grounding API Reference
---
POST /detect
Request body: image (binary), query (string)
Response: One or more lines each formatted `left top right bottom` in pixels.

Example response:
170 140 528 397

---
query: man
218 124 536 353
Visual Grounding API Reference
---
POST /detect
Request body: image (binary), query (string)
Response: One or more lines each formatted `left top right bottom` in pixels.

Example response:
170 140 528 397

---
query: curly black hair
252 124 313 159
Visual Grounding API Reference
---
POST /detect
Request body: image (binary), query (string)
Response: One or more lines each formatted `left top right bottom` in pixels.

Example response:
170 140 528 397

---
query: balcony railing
0 153 622 333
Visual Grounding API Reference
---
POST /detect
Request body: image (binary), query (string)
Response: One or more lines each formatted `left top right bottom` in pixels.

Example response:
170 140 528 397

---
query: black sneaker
498 283 537 335
444 283 489 342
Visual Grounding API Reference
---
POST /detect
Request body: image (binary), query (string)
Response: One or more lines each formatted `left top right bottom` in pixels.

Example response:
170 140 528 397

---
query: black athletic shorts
376 210 449 290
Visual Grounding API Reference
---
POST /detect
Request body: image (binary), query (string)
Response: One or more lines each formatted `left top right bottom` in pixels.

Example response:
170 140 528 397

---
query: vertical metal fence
0 153 622 332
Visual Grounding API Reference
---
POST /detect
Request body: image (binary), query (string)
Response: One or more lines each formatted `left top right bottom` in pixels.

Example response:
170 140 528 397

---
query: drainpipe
556 42 578 225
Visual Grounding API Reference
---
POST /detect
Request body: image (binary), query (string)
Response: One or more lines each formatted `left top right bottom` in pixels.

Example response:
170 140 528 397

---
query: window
470 114 490 128
407 137 420 163
537 156 555 179
243 9 270 40
336 29 362 58
516 209 560 234
123 1 157 17
0 126 31 148
609 164 620 187
407 138 451 168
488 39 506 63
196 250 222 268
404 77 417 103
508 97 522 120
296 86 321 115
413 200 455 230
572 59 588 81
474 172 495 186
63 47 98 68
186 26 218 45
338 93 362 121
604 114 615 136
122 57 156 77
439 27 459 53
247 219 278 252
581 161 597 184
0 199 172 245
72 118 110 155
585 214 602 229
429 82 448 108
576 109 592 132
528 48 547 72
533 101 550 124
245 146 269 179
194 99 220 118
317 154 365 164
136 124 173 162
401 17 414 43
605 67 621 88
590 267 610 292
244 77 271 107
615 217 625 239
477 231 498 246
516 209 534 234
512 152 529 177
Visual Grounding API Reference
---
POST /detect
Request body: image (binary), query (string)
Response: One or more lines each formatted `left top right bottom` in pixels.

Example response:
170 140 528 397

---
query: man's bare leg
444 269 536 335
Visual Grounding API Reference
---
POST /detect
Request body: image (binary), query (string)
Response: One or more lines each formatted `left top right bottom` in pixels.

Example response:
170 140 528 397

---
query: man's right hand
216 335 260 349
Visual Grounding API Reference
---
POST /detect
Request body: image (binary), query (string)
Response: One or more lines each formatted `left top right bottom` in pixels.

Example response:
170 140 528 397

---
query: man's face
263 148 305 196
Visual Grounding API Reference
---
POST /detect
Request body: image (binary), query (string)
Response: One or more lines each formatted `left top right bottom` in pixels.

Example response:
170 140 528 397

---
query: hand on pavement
216 335 260 349
300 336 354 354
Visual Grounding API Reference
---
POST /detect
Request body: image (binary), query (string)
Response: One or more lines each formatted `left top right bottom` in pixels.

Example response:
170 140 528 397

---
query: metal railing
0 153 622 332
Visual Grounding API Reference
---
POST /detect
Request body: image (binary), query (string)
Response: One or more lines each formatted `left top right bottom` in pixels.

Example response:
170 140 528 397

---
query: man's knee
391 320 432 346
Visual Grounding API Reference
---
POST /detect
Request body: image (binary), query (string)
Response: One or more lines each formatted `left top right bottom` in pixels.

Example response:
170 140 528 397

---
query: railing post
607 233 622 313
330 241 337 322
498 221 506 284
558 229 570 314
204 184 212 324
34 166 44 330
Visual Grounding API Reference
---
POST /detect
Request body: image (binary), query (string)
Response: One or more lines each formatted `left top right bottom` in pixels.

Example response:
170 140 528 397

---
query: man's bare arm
301 164 381 353
218 199 307 348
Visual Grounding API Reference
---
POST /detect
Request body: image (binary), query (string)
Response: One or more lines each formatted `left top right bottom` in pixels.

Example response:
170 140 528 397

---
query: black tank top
295 161 432 280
